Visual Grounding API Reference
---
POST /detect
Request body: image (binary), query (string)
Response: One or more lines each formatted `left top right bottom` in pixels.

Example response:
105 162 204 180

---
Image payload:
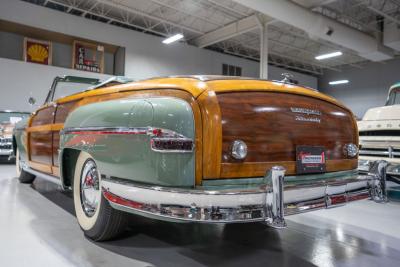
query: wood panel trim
52 166 60 177
197 90 222 179
219 159 358 178
27 123 64 132
29 160 52 174
190 101 203 186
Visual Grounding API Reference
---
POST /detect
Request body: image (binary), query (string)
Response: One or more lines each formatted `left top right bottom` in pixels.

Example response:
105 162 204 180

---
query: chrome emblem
290 107 321 116
290 107 321 123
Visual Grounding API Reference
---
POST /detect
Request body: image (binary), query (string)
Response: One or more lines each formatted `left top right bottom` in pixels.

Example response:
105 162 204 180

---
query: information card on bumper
296 146 326 174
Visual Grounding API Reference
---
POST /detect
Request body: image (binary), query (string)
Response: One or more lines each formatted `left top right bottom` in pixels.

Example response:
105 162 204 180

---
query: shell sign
24 38 52 65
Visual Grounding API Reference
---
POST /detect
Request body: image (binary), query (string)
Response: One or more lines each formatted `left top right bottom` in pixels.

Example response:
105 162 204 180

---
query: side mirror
28 97 36 106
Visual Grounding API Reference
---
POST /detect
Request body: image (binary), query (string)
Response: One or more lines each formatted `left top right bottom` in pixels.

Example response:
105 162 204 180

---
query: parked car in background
358 82 400 182
14 75 388 241
0 111 30 162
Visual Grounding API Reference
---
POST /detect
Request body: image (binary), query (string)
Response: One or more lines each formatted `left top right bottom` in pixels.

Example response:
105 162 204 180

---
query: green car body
60 97 196 188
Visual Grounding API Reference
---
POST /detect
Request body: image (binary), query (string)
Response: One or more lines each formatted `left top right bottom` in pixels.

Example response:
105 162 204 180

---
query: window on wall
222 63 242 76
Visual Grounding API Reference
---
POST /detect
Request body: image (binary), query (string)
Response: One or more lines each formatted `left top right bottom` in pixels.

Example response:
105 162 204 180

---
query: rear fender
60 97 195 188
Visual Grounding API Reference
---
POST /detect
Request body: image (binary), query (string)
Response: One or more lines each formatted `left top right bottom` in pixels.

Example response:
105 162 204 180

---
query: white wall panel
0 58 110 111
319 58 400 118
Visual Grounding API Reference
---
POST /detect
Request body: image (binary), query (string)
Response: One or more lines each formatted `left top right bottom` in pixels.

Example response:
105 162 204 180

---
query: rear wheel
17 150 36 184
73 151 127 241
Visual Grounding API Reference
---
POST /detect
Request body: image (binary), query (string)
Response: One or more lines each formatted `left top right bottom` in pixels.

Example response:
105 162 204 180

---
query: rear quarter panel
61 97 195 187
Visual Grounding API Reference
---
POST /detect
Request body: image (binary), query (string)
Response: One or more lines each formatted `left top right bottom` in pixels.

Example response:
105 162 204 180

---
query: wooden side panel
197 91 222 179
29 106 55 172
31 106 55 126
55 101 78 123
29 131 53 166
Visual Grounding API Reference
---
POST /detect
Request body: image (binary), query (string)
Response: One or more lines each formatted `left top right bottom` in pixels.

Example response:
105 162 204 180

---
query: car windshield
0 112 29 125
52 81 95 100
386 87 400 106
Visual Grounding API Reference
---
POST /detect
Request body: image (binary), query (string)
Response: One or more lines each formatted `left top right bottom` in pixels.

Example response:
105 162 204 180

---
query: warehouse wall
0 57 111 111
0 0 317 111
319 58 400 119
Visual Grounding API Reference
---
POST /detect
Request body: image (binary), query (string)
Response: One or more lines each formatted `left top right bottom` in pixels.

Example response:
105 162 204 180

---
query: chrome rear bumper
102 162 388 227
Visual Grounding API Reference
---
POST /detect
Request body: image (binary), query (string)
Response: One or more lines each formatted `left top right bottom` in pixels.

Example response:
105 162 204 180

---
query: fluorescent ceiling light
329 80 349 85
162 34 184 44
315 51 343 60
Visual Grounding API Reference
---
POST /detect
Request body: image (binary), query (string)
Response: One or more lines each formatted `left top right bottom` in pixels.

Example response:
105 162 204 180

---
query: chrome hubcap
80 159 100 217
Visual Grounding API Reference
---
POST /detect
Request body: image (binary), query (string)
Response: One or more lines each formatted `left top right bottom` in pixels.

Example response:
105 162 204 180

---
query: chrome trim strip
61 126 150 135
62 126 194 153
101 175 268 195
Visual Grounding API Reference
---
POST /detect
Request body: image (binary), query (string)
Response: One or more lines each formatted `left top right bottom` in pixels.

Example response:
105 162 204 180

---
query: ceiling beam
366 5 400 25
233 0 394 61
94 0 204 35
43 0 168 37
192 14 268 48
147 0 223 28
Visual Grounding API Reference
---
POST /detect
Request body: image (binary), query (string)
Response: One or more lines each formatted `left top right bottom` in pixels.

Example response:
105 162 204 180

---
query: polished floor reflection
1 163 400 267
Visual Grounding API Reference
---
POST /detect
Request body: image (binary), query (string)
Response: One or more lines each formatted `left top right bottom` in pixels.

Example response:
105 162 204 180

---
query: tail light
343 143 358 158
149 128 194 153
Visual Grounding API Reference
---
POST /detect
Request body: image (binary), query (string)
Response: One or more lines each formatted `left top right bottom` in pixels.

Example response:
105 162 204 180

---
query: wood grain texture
197 90 222 179
29 105 55 169
52 166 60 177
29 131 53 169
29 160 52 173
216 92 358 178
220 159 358 178
55 101 78 123
30 106 55 126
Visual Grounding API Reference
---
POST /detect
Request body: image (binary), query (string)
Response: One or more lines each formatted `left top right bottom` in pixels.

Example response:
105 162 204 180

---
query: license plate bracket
296 145 326 174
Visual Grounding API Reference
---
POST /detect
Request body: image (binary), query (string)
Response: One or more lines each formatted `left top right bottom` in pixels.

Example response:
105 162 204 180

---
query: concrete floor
1 163 400 267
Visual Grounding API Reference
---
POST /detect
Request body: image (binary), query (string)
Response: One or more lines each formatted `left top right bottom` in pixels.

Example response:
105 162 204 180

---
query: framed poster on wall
72 40 104 73
23 37 52 65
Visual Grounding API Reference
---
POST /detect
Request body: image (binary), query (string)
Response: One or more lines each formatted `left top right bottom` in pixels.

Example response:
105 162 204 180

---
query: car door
28 103 56 174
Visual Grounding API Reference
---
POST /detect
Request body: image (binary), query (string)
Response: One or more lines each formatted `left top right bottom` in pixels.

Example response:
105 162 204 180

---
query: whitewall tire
73 151 127 241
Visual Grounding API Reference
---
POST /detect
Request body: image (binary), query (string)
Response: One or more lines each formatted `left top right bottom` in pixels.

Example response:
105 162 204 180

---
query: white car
358 83 400 180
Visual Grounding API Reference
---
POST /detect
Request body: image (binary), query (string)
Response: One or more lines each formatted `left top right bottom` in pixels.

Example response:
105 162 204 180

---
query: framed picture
72 40 104 73
23 37 52 65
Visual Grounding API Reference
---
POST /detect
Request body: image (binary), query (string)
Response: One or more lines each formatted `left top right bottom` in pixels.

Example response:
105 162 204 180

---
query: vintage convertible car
0 110 29 162
14 75 388 241
358 82 400 181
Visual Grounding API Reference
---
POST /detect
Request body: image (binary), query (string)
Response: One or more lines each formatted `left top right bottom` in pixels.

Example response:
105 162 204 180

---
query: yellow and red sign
24 38 52 65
